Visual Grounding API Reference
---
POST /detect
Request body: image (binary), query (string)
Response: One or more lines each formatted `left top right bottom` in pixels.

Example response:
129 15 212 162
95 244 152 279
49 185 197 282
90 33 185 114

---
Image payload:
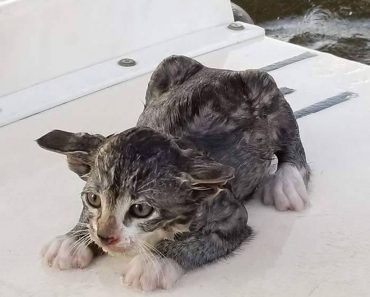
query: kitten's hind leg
260 161 309 211
41 206 102 270
259 100 310 211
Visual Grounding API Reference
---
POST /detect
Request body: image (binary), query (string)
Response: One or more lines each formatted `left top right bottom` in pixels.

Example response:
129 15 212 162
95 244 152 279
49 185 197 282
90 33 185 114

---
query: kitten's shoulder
145 55 204 104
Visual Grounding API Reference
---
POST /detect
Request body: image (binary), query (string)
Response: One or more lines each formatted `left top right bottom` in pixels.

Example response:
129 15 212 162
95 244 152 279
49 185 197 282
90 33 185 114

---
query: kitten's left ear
36 130 105 180
186 156 235 190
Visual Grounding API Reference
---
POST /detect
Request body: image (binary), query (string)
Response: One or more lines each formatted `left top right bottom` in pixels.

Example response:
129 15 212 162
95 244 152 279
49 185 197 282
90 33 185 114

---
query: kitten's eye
129 204 153 218
85 193 101 208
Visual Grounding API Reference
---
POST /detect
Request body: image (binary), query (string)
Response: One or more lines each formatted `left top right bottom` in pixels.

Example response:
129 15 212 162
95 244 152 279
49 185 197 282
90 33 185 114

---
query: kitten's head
37 127 234 254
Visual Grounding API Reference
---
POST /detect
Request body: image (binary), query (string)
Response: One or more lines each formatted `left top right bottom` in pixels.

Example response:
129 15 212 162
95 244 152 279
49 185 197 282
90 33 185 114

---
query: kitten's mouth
102 237 120 245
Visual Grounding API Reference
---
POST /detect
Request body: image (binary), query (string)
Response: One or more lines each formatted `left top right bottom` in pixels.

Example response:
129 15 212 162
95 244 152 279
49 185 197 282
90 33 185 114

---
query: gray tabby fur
37 55 309 281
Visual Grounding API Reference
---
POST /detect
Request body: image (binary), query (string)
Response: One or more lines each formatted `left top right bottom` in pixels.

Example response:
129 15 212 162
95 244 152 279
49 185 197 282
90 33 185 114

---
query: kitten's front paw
122 255 184 291
260 163 309 211
41 235 93 270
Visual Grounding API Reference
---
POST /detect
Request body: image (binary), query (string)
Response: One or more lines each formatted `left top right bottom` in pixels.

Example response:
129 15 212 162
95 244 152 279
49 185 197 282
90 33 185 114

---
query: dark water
234 0 370 65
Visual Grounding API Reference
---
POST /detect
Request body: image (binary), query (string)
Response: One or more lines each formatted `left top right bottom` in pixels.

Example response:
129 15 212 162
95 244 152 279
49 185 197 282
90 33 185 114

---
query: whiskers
68 223 94 256
135 239 166 283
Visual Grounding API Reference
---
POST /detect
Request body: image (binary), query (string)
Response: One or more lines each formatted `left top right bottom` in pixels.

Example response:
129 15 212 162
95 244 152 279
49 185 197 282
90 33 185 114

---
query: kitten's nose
97 215 119 245
97 234 119 245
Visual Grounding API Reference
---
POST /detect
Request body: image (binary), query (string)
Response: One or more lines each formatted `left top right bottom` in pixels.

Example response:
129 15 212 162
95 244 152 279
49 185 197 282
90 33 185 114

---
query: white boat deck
1 27 370 297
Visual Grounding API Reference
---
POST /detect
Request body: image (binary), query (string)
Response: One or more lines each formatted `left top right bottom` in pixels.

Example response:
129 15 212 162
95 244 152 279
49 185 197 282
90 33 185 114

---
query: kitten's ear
186 156 235 190
36 130 105 180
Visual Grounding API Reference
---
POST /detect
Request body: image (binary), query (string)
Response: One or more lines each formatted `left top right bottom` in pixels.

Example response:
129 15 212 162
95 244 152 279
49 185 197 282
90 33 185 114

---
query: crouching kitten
37 55 310 291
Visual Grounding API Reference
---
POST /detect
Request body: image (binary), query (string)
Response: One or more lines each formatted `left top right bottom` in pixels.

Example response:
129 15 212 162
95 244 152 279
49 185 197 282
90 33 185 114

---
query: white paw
260 163 309 211
41 235 94 270
122 255 184 291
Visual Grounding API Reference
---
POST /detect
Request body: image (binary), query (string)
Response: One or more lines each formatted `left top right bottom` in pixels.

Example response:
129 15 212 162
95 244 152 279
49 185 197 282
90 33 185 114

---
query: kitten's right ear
36 130 105 180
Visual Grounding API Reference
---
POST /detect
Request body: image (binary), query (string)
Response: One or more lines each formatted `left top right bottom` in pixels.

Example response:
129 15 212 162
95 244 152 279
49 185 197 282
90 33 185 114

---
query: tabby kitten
38 55 309 291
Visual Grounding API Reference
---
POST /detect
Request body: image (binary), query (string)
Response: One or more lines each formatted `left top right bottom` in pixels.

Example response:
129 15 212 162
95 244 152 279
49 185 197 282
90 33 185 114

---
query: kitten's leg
41 206 102 270
259 100 310 211
122 190 251 290
122 254 184 291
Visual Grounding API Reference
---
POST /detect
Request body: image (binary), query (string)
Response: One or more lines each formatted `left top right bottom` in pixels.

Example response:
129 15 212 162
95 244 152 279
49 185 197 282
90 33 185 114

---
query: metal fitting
227 22 245 31
118 58 137 67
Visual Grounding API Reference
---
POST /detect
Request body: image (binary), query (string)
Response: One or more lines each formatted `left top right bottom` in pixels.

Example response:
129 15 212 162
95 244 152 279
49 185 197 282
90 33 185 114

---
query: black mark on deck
259 52 317 72
294 91 358 119
279 87 295 95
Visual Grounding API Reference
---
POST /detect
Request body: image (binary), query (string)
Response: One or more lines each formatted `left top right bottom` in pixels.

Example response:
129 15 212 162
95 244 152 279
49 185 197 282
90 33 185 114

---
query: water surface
235 0 370 65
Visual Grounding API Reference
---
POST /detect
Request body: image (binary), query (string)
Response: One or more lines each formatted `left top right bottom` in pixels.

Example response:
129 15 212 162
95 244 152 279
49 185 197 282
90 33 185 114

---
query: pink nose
97 234 119 245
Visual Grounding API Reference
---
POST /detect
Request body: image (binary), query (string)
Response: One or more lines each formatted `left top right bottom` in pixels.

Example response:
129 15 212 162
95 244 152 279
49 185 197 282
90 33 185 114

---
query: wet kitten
38 55 310 291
